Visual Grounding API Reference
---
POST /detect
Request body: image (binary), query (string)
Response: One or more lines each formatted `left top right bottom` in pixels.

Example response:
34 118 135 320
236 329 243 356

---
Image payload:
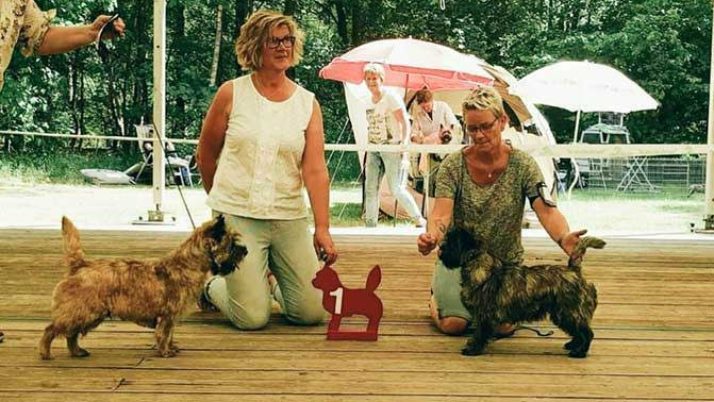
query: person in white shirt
197 10 337 330
410 88 463 192
362 63 426 228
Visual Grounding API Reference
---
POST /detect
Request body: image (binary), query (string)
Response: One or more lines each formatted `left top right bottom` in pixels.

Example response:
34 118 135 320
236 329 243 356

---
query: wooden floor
1 228 713 401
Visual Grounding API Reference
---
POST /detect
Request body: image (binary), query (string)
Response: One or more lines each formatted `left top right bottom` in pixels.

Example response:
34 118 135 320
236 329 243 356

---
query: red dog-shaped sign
311 264 383 341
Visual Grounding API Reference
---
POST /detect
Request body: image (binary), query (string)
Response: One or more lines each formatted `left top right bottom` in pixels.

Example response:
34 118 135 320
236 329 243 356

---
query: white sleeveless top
207 75 314 219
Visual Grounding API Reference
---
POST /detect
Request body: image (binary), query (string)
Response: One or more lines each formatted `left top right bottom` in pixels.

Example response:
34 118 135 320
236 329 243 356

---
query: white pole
572 110 581 143
152 0 167 217
703 2 714 229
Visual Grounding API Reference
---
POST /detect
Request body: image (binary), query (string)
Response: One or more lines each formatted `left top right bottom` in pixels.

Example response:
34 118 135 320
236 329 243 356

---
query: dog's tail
365 265 382 292
61 216 86 274
568 236 606 269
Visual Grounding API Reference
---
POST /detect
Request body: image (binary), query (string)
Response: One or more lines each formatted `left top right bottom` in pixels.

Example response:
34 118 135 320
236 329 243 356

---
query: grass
2 150 708 232
0 150 136 185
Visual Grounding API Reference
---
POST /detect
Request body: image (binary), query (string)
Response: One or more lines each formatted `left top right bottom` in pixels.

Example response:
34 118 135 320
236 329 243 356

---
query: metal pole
572 110 581 143
151 0 167 221
704 2 714 230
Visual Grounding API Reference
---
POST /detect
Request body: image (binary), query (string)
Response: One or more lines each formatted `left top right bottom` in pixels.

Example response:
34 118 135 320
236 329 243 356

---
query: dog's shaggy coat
439 226 603 358
39 215 247 359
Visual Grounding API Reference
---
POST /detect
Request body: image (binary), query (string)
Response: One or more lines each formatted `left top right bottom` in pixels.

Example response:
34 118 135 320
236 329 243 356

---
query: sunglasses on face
465 116 500 134
266 35 296 49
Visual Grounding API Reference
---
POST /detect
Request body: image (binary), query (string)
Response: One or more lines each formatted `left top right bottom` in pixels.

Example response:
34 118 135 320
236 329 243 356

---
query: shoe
415 217 427 228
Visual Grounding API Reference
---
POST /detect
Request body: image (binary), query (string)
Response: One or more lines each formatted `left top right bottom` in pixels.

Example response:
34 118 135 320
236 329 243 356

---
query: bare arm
38 16 125 56
392 107 411 144
302 100 338 264
532 198 586 256
197 81 233 194
417 197 454 255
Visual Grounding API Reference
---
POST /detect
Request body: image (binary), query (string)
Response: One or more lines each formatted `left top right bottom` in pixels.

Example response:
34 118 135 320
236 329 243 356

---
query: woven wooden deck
0 228 713 401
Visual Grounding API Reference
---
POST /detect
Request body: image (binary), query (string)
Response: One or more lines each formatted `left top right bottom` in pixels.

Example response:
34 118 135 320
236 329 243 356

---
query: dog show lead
417 85 589 337
196 10 337 330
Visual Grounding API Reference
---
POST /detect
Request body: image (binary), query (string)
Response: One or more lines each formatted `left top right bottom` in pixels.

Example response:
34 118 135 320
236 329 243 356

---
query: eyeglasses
465 117 500 134
266 35 296 49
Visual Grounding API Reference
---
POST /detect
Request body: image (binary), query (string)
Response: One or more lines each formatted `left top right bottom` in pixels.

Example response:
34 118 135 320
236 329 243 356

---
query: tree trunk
175 1 187 136
284 0 299 79
284 0 297 16
69 53 79 149
235 0 252 75
351 0 365 46
335 0 349 46
210 5 223 86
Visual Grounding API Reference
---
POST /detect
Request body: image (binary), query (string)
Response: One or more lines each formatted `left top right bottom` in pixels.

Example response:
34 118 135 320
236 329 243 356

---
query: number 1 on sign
329 287 343 315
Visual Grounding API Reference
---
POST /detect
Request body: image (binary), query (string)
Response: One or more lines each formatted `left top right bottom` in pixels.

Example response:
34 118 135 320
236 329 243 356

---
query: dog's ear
206 215 227 240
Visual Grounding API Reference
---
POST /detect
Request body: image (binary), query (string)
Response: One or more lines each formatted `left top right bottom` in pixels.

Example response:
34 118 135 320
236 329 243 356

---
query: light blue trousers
206 213 324 330
364 151 423 226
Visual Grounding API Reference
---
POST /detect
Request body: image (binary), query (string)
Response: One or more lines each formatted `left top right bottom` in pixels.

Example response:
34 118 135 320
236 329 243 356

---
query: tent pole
703 2 714 230
135 0 169 224
572 110 581 143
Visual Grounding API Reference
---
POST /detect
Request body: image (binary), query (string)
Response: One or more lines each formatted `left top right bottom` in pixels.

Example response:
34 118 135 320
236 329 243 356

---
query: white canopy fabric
509 60 659 113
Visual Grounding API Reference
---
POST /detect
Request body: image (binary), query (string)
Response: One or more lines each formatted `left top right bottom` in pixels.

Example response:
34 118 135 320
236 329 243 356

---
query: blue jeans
205 213 324 329
364 151 422 226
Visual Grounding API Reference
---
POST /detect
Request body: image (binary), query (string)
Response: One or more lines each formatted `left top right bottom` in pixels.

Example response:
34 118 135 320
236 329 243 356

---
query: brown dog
312 264 383 340
39 215 247 359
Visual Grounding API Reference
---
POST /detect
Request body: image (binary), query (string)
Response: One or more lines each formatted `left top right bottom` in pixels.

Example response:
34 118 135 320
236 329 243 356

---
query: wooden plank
2 328 713 358
0 393 685 402
1 367 713 400
4 320 714 340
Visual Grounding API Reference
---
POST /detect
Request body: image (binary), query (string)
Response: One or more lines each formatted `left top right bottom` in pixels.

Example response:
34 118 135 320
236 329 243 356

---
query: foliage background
0 0 711 182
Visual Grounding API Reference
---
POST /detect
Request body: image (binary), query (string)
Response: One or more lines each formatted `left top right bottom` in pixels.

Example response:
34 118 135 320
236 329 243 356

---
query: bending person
416 86 586 336
197 10 337 330
363 63 426 228
410 88 463 194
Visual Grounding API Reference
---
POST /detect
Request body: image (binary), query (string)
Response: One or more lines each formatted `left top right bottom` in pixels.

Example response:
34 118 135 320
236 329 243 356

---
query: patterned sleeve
520 151 545 199
434 152 461 199
18 0 56 57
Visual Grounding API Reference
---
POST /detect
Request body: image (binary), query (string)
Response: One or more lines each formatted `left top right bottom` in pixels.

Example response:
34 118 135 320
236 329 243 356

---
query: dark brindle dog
439 226 604 358
39 215 247 360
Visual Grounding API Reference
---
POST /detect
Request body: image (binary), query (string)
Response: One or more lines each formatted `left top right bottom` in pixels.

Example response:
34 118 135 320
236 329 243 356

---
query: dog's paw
71 348 90 358
567 349 588 358
461 345 484 356
563 340 576 351
39 353 54 361
157 349 177 358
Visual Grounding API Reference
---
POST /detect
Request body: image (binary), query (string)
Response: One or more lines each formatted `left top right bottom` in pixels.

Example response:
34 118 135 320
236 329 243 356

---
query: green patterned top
434 148 544 265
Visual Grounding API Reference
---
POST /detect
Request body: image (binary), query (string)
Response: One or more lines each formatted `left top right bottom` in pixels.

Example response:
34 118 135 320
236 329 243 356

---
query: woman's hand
559 229 588 260
91 15 126 40
417 232 438 256
313 228 338 265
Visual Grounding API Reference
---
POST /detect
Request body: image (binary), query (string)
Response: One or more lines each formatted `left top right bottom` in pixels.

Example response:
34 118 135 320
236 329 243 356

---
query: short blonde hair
363 63 385 81
235 10 304 71
462 86 505 118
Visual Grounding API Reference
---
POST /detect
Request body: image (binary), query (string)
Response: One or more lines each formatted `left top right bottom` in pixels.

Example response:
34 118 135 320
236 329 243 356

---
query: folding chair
123 124 193 186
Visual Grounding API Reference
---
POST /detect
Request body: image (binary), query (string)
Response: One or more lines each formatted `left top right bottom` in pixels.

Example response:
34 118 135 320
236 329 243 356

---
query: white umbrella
509 60 659 142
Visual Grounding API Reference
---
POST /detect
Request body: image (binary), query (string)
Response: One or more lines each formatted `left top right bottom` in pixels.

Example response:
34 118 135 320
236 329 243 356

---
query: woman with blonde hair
362 63 426 228
417 86 586 336
197 10 337 330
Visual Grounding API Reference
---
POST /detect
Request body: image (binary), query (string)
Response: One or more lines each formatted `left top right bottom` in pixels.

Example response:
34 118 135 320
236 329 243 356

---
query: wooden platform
1 228 713 401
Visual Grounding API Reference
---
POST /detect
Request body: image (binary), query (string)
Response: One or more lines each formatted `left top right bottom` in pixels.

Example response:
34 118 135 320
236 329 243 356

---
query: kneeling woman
416 86 586 335
197 10 337 330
